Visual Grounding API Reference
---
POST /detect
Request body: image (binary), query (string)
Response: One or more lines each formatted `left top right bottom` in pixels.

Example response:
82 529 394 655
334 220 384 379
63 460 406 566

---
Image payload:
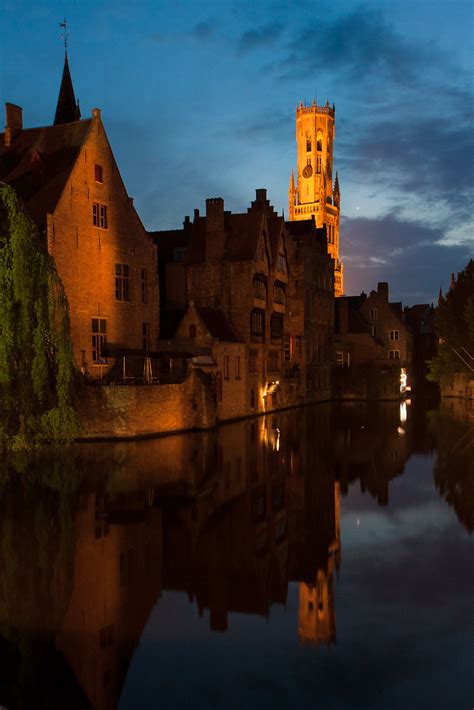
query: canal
0 398 472 709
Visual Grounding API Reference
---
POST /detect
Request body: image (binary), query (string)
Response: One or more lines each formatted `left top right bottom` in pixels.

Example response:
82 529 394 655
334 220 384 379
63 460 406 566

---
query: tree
428 259 474 383
0 184 79 446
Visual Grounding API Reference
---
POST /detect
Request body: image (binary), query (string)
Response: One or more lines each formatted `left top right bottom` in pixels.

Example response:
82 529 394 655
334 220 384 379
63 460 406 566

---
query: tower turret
54 53 81 125
288 100 344 296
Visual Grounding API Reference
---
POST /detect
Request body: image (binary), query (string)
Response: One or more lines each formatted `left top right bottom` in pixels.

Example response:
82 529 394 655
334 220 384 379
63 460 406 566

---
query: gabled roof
196 306 240 342
0 119 92 225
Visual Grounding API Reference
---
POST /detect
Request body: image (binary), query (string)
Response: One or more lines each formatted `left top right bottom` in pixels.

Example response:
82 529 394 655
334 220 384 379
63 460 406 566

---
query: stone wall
77 369 216 440
440 372 474 400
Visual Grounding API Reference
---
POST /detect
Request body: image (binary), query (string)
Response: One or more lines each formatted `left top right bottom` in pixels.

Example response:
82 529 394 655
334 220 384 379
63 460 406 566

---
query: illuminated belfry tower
288 99 344 296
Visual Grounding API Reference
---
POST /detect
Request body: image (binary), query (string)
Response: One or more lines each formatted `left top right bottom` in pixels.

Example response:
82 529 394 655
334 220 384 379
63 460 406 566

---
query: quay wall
440 372 474 401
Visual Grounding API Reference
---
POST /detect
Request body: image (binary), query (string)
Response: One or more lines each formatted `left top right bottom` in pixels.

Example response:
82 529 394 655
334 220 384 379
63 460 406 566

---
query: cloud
190 21 215 41
236 22 283 54
341 213 472 303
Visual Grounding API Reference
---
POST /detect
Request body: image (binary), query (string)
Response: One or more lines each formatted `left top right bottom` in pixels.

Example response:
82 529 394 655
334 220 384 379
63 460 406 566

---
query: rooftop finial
60 17 68 54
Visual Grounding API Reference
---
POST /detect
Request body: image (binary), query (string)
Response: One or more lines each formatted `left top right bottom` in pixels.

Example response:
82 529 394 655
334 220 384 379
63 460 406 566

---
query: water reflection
0 398 472 709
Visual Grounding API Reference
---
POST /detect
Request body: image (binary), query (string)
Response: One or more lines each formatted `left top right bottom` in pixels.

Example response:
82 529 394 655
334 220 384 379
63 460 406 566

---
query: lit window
115 263 130 301
91 318 107 363
94 164 103 183
389 330 400 341
93 203 108 228
388 350 400 359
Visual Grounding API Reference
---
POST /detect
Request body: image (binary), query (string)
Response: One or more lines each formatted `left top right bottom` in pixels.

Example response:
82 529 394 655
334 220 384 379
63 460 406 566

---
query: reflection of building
0 53 158 374
288 100 343 296
298 483 340 646
56 491 162 710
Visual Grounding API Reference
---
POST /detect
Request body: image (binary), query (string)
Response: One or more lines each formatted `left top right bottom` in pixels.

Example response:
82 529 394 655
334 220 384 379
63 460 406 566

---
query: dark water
0 398 473 710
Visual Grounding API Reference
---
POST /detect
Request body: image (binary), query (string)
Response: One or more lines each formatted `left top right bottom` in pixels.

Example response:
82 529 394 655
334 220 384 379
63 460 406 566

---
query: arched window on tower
306 136 312 152
317 131 323 151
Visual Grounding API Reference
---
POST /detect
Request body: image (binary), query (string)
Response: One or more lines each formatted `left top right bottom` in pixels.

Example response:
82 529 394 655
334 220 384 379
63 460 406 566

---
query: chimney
377 282 389 301
5 103 23 146
255 188 267 202
205 198 225 262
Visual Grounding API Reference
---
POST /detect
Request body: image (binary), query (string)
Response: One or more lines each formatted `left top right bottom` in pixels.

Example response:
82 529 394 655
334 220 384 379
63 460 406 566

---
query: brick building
285 219 334 404
0 53 158 376
153 189 334 419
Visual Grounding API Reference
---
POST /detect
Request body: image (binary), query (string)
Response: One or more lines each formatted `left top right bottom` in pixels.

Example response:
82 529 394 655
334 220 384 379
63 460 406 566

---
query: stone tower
288 100 343 296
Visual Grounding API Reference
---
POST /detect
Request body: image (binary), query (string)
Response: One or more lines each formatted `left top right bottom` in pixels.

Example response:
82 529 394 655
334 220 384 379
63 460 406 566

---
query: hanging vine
0 185 79 447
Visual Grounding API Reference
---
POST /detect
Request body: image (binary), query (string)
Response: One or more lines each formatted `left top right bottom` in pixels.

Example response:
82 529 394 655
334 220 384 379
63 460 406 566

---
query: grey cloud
341 214 472 302
237 22 283 54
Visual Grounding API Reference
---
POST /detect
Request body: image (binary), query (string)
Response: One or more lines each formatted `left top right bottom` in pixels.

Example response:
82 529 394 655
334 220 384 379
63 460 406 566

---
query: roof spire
54 19 81 125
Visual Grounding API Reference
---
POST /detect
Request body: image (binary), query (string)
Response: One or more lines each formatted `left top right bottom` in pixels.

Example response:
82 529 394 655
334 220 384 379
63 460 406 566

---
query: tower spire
54 19 81 125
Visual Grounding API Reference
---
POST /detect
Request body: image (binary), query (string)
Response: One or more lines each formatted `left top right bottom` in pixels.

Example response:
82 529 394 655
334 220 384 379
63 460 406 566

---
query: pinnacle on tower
54 53 81 125
334 172 340 194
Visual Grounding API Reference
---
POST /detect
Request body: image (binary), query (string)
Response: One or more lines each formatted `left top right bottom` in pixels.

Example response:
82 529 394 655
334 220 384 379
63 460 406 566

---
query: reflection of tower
297 482 340 645
288 100 343 296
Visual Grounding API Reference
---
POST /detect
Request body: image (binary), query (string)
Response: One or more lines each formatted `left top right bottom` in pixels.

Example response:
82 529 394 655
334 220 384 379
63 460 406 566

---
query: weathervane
59 18 68 52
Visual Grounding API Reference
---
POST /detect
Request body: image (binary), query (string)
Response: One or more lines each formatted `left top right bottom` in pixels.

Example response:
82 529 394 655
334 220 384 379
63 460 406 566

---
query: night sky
1 0 473 304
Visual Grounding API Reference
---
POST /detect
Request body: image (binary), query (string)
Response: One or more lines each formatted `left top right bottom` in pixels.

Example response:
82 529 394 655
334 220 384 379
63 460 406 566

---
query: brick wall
77 369 215 440
48 111 159 374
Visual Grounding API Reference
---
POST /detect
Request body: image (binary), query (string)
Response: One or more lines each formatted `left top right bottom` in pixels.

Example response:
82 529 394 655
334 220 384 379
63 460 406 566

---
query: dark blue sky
1 0 473 304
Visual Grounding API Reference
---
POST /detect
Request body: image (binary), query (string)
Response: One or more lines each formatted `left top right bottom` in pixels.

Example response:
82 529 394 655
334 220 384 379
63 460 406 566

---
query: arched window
306 136 312 152
317 131 323 151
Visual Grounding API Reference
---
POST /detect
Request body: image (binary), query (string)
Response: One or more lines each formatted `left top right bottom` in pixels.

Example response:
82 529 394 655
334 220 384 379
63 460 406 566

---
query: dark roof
0 119 92 225
196 307 240 342
54 54 81 125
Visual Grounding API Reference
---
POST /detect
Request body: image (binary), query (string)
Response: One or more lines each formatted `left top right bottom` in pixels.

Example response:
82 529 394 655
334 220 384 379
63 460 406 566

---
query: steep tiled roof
196 306 241 342
0 119 92 225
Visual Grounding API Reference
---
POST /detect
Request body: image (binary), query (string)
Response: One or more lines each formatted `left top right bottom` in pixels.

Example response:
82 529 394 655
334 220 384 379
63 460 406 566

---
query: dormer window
95 164 103 183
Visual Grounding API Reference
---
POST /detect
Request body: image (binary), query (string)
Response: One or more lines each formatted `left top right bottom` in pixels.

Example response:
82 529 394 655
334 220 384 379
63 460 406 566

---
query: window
249 349 258 373
284 334 292 361
276 253 286 274
389 350 400 359
92 203 107 228
389 330 400 341
270 313 283 340
224 355 230 380
251 309 265 337
94 164 103 183
142 322 150 352
316 157 322 174
141 268 148 304
370 308 378 320
268 350 279 372
336 351 350 367
253 277 266 300
306 137 311 152
189 323 196 338
115 263 130 301
273 282 285 305
235 355 241 379
317 131 323 151
91 318 107 362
